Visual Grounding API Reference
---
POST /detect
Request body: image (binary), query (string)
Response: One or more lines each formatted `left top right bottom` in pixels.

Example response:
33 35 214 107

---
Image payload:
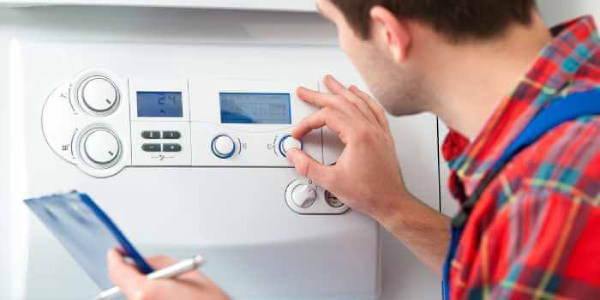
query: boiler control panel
41 68 348 214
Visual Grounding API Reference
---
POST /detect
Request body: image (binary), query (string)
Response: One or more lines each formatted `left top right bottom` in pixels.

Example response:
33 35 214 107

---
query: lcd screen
220 93 291 124
137 91 183 118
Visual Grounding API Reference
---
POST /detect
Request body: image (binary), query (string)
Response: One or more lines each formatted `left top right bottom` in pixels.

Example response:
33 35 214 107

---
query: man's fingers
292 108 346 141
297 87 332 108
324 75 379 125
146 256 178 269
107 249 146 298
287 149 334 186
348 85 390 130
296 86 358 118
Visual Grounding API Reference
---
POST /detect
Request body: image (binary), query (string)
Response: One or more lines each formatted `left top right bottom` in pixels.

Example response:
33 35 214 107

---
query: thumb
287 149 333 186
107 249 146 299
145 256 178 270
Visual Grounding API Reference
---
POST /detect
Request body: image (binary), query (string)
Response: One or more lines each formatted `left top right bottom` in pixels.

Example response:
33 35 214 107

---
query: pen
94 254 205 300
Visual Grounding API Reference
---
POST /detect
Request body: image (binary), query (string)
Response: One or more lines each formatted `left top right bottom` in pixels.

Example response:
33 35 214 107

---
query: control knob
83 129 121 166
80 77 119 114
279 135 303 157
291 184 317 209
212 135 236 159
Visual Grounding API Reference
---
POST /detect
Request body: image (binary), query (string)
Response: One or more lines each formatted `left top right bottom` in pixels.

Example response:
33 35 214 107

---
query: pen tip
193 254 205 266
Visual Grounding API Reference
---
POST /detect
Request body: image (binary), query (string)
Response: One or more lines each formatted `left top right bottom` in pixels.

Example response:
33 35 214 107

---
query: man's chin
372 87 427 117
383 102 426 118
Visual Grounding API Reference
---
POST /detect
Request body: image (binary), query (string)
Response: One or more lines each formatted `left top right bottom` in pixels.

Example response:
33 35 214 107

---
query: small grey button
142 144 161 152
162 131 181 139
142 131 161 139
163 144 182 152
325 191 345 208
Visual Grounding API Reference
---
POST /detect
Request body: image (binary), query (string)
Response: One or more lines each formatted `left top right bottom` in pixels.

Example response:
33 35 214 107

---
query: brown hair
329 0 537 42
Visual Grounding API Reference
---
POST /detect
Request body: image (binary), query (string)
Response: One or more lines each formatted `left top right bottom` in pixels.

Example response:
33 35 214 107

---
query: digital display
137 91 183 118
220 93 292 124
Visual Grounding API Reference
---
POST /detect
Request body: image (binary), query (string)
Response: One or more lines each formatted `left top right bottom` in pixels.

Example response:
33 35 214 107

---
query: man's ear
370 6 411 63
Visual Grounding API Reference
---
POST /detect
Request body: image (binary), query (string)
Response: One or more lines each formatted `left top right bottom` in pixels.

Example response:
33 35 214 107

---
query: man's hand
107 249 230 300
287 75 450 273
287 75 408 221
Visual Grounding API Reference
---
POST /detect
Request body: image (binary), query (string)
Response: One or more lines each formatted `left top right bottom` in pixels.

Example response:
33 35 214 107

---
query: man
108 0 600 299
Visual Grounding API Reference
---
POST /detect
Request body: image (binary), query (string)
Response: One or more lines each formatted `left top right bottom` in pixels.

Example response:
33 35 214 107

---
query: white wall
0 32 9 298
540 0 600 25
440 1 600 216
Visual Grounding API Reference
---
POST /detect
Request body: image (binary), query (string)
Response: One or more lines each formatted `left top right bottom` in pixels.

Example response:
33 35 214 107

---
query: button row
142 143 182 152
142 131 181 140
141 134 301 158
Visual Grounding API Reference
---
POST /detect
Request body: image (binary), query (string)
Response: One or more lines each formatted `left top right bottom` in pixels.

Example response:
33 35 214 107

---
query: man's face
318 0 428 117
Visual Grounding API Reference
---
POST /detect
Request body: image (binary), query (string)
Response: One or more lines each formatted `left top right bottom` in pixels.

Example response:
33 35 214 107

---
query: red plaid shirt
443 16 600 299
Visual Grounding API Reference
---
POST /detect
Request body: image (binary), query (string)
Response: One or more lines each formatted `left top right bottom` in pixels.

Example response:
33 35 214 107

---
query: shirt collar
447 16 600 196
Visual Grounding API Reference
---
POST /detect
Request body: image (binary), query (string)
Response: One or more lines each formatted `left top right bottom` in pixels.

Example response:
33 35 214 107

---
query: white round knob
81 77 118 113
279 135 303 157
84 129 121 165
212 135 236 159
291 184 317 209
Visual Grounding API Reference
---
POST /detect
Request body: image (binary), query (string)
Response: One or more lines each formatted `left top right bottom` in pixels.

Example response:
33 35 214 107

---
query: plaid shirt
443 16 600 299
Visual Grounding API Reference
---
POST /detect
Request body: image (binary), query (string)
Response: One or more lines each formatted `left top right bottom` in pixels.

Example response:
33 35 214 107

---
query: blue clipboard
25 192 153 290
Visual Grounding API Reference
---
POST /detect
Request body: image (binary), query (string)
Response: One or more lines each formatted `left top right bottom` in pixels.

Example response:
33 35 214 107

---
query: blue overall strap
494 88 600 174
443 226 464 299
442 88 600 300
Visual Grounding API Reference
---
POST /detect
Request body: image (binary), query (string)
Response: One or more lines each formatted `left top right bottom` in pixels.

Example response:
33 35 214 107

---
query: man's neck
429 13 553 140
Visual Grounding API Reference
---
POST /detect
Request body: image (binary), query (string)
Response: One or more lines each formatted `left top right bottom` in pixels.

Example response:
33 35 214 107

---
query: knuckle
306 117 320 129
320 107 331 115
346 97 361 107
320 107 334 119
332 95 348 105
354 126 371 142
